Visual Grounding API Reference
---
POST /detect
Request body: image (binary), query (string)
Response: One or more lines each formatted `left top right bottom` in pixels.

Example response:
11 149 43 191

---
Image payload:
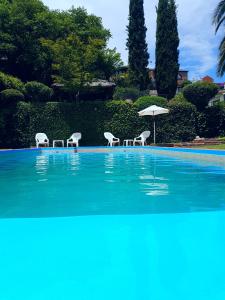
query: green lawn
193 144 225 150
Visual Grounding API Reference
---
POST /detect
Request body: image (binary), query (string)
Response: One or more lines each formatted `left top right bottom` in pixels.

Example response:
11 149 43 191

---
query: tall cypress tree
155 0 179 99
127 0 149 90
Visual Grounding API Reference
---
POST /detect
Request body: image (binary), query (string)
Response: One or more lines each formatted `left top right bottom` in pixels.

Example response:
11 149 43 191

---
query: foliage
183 81 219 111
111 73 131 88
170 92 188 104
40 7 122 92
0 71 24 92
0 0 53 83
113 87 140 101
196 106 225 138
135 95 168 110
213 0 225 76
0 2 121 86
155 0 180 99
0 89 24 106
127 0 149 90
25 81 53 102
1 99 197 148
180 80 192 89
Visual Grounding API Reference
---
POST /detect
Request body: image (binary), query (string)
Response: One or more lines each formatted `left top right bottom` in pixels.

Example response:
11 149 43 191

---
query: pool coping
0 146 225 155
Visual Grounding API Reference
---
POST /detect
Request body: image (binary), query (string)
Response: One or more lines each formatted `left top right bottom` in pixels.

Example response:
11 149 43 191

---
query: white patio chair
104 132 120 147
35 133 49 148
133 131 150 146
67 132 82 147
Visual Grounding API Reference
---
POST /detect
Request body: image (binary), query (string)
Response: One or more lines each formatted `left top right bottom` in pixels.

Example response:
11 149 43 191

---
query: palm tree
213 0 225 76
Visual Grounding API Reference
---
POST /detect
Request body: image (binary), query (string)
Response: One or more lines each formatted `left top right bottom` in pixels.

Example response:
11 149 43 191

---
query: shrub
180 80 192 89
170 93 188 104
200 106 225 138
0 89 24 107
183 81 219 111
25 81 53 102
0 72 24 93
166 101 197 142
113 87 140 101
135 95 168 110
2 99 205 148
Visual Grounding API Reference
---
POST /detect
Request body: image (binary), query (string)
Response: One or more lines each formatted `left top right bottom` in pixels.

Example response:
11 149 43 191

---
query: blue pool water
0 149 225 299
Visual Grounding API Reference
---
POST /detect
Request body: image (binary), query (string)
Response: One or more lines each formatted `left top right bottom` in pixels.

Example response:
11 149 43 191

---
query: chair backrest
104 132 114 141
35 133 48 142
141 131 150 139
70 132 82 141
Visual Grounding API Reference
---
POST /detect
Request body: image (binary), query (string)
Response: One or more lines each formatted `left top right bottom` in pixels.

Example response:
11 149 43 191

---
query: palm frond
213 0 225 32
218 35 225 76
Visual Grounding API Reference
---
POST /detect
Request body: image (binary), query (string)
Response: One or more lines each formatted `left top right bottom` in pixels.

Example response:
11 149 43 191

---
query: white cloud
43 0 224 81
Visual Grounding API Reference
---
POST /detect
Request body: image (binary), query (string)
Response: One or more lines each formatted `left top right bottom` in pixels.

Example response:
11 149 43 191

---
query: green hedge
135 96 168 110
0 72 24 93
7 100 197 148
0 89 25 107
25 81 53 102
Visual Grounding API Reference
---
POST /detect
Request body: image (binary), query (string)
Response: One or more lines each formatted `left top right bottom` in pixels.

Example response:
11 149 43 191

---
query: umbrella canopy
138 105 169 144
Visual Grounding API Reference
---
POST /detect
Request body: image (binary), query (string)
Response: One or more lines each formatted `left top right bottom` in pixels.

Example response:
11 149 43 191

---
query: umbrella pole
153 118 156 144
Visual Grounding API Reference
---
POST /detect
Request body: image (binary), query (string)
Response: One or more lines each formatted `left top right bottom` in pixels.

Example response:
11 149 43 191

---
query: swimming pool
0 148 225 299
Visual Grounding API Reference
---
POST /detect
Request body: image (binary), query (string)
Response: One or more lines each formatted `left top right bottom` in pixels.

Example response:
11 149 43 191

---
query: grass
193 144 225 150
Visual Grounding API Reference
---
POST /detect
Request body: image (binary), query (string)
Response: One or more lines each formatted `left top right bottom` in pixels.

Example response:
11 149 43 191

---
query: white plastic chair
104 132 120 147
67 132 82 147
35 133 49 148
133 131 150 146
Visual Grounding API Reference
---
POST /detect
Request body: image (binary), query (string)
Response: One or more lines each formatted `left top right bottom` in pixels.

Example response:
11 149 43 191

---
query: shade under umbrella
138 105 169 144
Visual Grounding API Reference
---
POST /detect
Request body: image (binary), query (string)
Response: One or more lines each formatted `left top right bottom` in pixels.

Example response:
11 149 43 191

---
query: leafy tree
41 8 122 96
0 3 121 88
183 81 219 111
127 0 149 90
0 0 53 83
155 0 180 99
213 0 225 76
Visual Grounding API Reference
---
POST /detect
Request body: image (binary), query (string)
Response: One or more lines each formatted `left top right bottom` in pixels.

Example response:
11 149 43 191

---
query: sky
43 0 225 82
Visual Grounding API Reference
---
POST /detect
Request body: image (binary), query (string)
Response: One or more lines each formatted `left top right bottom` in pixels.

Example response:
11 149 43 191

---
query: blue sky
43 0 225 82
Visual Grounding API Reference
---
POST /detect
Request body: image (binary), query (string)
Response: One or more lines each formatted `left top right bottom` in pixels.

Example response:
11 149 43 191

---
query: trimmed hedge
7 100 197 148
0 89 25 107
196 106 225 138
25 81 53 102
135 96 168 110
183 81 219 111
0 72 24 93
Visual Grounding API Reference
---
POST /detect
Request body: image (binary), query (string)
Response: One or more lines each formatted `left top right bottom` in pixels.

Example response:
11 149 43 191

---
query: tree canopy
0 0 122 89
155 0 179 99
213 0 225 76
127 0 149 90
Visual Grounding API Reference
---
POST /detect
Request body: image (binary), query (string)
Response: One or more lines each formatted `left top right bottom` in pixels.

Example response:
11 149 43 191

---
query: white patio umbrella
138 105 169 144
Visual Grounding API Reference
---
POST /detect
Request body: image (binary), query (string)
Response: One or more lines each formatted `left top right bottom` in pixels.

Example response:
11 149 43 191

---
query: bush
183 81 219 111
113 87 140 101
0 89 24 107
1 99 205 148
197 106 225 138
135 95 168 110
0 72 24 93
180 80 192 89
25 81 53 102
170 93 188 104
